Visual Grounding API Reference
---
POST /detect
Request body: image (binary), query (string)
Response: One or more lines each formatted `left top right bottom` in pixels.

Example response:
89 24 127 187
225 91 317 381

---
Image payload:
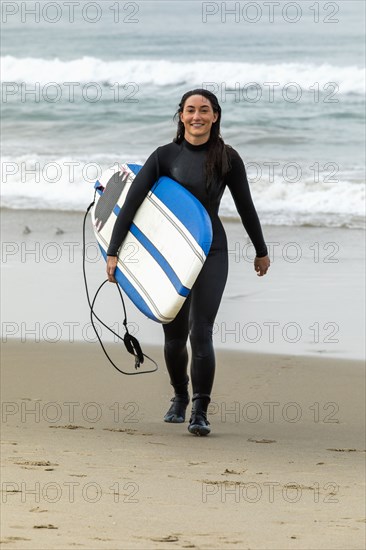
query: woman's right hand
106 255 118 283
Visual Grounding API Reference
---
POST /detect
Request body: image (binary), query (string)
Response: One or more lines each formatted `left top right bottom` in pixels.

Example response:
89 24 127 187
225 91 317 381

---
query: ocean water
1 0 365 228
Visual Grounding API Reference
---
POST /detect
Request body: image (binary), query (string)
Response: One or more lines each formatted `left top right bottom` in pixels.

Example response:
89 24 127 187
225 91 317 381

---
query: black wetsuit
107 139 268 399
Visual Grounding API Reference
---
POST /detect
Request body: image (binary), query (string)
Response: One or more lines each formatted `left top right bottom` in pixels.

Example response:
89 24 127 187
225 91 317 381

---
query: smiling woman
179 95 218 144
106 89 270 436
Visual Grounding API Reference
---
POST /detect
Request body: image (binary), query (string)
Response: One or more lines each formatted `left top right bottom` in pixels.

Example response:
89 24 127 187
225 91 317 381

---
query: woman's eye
185 108 210 114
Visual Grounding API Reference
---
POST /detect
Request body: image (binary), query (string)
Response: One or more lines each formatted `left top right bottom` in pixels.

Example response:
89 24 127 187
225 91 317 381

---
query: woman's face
180 94 218 144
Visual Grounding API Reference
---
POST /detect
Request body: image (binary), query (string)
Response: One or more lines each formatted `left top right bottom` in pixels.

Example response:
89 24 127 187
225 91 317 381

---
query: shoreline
1 208 365 360
2 336 365 366
1 206 365 230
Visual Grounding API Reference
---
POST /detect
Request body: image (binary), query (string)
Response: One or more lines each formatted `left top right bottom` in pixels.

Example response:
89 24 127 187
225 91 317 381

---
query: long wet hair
173 89 231 193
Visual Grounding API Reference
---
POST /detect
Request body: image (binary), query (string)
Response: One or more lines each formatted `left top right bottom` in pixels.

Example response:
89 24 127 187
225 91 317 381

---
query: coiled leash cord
82 194 158 375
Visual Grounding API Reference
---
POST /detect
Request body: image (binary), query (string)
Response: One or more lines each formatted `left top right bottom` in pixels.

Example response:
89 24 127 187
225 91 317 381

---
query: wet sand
1 208 365 358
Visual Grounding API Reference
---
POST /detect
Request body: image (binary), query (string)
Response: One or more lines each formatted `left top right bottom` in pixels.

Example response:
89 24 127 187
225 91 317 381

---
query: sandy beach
1 208 365 549
1 339 365 550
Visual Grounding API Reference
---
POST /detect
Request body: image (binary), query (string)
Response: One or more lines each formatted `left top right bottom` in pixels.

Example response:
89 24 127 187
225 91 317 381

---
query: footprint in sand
327 448 366 453
104 428 137 435
1 488 21 494
14 460 58 470
103 428 154 435
221 468 247 475
49 425 94 430
248 438 276 444
151 535 180 542
199 479 245 486
0 537 32 543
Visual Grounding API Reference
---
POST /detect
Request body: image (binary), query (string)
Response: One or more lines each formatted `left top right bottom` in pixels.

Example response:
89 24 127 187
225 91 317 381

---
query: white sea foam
1 155 364 228
221 177 365 228
1 56 365 94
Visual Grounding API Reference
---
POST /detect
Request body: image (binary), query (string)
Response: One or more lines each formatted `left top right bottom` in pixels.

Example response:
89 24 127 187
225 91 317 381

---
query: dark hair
173 89 231 193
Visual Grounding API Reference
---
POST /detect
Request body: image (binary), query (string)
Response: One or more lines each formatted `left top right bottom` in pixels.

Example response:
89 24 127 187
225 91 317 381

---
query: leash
82 193 158 375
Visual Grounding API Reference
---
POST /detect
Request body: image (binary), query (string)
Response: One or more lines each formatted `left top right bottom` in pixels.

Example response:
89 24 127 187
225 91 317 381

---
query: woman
106 89 270 436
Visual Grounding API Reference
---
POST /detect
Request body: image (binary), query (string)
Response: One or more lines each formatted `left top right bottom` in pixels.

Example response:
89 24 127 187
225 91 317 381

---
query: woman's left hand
254 255 270 277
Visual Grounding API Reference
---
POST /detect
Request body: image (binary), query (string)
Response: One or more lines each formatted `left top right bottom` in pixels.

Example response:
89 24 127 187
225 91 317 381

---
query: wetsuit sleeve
107 149 160 256
225 149 268 258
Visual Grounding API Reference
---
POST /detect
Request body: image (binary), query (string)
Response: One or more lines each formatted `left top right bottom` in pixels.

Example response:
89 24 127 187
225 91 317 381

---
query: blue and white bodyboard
91 163 212 323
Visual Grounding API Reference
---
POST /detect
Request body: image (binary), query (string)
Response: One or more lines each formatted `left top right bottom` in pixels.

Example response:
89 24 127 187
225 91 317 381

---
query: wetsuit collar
183 138 210 151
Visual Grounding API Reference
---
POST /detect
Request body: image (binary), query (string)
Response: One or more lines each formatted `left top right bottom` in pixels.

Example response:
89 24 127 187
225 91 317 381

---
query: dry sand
1 339 365 549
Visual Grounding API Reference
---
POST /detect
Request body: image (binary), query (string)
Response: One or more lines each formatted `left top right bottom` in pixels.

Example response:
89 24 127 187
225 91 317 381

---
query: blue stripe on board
129 223 190 298
151 177 212 255
127 163 143 175
94 180 103 195
112 178 212 255
99 246 160 322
